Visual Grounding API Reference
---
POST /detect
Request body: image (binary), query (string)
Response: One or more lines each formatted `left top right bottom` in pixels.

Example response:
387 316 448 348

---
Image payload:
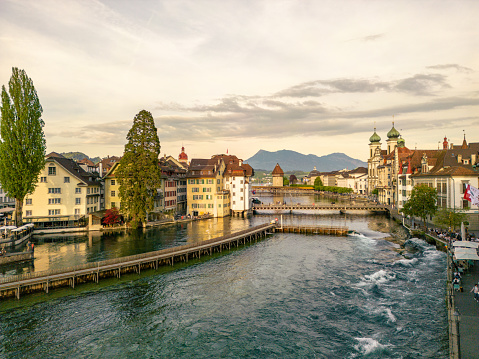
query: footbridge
253 203 388 214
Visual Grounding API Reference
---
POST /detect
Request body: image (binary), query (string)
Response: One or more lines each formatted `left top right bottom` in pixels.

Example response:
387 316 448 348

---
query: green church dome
369 128 381 143
397 137 405 147
387 123 400 139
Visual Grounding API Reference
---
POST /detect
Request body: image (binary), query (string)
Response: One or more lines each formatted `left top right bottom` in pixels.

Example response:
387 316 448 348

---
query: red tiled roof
272 163 284 176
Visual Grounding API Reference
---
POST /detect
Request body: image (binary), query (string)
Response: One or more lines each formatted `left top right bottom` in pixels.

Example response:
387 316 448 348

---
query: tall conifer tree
117 110 161 228
0 67 46 226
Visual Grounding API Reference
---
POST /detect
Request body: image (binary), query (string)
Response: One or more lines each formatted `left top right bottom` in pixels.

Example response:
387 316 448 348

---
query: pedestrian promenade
454 260 479 359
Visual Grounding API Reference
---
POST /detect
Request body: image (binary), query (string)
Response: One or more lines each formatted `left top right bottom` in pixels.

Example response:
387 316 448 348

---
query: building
336 167 368 194
23 153 101 226
272 163 284 187
0 185 15 209
213 154 254 217
187 157 230 217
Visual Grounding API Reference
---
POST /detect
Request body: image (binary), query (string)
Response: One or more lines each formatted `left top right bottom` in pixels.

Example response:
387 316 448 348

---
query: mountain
61 152 101 164
245 149 366 172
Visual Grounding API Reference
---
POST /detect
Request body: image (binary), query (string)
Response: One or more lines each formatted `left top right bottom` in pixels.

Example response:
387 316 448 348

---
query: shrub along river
0 195 447 358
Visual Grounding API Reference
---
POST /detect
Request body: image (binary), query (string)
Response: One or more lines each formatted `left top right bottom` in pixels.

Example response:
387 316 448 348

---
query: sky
0 0 478 163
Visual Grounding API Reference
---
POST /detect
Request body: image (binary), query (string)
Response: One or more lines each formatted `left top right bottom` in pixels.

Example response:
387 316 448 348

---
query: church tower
367 127 381 194
386 122 400 155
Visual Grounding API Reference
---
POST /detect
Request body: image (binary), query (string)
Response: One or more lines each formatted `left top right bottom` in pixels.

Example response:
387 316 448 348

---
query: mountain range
245 150 366 172
60 152 101 164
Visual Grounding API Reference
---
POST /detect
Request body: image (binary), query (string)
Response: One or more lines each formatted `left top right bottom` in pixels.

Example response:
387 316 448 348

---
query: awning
454 247 478 254
453 241 479 249
454 252 479 261
0 207 15 214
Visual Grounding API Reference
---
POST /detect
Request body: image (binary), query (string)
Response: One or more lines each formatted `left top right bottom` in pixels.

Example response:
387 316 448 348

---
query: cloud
393 74 451 95
426 64 473 72
346 33 385 42
274 73 450 98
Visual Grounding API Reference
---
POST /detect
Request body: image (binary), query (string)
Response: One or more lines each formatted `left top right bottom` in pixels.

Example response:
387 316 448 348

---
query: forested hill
61 152 101 164
245 149 366 172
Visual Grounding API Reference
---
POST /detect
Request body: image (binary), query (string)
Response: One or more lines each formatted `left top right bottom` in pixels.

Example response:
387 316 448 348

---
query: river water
0 195 447 358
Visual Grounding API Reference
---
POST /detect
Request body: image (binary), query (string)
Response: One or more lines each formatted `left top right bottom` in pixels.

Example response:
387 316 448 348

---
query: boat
0 223 35 247
252 197 262 204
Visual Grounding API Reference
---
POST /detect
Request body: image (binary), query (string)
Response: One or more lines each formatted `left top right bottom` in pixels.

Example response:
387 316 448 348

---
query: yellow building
103 162 121 210
24 153 101 224
187 157 230 217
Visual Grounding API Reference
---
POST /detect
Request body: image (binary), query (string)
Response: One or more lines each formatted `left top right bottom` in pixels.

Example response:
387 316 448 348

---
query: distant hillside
245 150 366 172
61 152 101 164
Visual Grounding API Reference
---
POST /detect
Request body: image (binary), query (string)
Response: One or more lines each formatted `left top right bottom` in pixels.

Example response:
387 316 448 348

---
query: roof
187 158 224 178
272 163 284 176
369 129 381 143
46 151 65 158
46 155 100 186
387 123 400 139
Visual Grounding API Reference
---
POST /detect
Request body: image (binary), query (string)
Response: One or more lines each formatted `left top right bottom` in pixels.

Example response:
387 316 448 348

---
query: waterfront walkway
454 259 479 358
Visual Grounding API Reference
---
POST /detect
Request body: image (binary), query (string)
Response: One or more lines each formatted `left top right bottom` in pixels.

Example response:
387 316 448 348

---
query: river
0 195 447 358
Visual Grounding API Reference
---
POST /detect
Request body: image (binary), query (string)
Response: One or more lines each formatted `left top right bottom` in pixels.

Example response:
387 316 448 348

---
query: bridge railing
0 223 274 285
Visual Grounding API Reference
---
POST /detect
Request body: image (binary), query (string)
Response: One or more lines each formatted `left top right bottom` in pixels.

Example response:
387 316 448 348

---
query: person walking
471 284 479 302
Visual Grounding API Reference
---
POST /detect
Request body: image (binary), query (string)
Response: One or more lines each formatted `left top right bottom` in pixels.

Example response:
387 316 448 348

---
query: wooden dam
0 222 349 300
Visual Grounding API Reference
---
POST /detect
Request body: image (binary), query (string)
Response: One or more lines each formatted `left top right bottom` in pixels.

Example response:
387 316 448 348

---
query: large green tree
0 67 46 226
117 110 161 228
401 184 438 231
433 208 466 231
314 176 323 190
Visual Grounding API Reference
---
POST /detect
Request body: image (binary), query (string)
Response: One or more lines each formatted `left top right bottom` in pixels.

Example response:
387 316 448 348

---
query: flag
464 184 479 206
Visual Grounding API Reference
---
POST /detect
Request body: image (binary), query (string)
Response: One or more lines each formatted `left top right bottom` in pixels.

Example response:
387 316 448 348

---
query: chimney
472 154 477 165
450 143 453 149
457 154 462 163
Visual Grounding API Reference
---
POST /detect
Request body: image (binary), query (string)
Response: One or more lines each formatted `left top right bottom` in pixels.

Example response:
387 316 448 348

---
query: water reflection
0 195 400 278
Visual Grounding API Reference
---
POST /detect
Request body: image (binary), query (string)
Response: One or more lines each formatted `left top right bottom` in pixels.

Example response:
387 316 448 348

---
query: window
75 209 80 215
64 177 70 183
76 198 81 205
240 197 243 201
240 188 243 192
207 179 214 184
463 200 470 209
233 184 236 188
217 179 220 184
26 198 32 205
48 209 61 215
75 188 81 194
240 180 243 184
48 188 61 194
192 187 199 192
203 187 211 192
87 188 91 194
48 198 61 204
111 179 116 185
233 201 236 205
111 190 116 197
40 177 47 183
48 166 56 175
111 202 116 208
26 210 32 216
462 182 469 194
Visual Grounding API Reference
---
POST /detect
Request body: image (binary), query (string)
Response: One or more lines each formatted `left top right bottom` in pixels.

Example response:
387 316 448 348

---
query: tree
433 208 466 231
314 176 323 191
102 207 122 226
401 184 438 231
289 174 298 185
116 110 161 228
0 67 46 226
283 176 289 186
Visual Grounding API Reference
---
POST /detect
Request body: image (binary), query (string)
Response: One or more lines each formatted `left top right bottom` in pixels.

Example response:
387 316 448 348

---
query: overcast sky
1 0 478 163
